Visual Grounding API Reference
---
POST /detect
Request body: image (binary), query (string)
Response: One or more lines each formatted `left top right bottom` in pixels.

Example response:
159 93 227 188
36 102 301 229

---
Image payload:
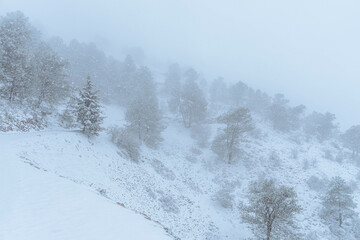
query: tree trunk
339 212 342 227
9 82 15 102
228 151 232 164
266 226 271 240
266 217 272 240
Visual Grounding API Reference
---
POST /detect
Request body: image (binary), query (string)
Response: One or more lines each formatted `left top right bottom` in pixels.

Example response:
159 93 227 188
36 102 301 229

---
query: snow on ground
0 133 171 240
0 104 359 239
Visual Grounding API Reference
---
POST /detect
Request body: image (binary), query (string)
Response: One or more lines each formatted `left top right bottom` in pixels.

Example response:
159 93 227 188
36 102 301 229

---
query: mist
1 0 360 128
2 2 360 239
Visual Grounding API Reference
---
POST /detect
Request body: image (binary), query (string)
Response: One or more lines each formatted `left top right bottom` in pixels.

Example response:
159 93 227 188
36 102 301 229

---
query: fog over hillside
1 1 360 240
1 0 360 128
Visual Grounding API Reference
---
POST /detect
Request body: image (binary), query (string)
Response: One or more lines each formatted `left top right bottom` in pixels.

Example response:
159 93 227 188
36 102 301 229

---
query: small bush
158 194 179 214
269 151 281 167
212 188 234 209
0 108 47 132
108 126 140 162
307 175 327 192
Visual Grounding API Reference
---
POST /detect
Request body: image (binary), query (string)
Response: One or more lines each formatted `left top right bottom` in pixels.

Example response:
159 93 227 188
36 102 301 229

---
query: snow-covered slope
1 104 359 240
0 133 171 240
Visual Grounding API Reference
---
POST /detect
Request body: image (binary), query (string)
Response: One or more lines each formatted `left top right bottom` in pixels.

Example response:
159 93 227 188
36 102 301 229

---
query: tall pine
76 77 104 136
125 67 163 148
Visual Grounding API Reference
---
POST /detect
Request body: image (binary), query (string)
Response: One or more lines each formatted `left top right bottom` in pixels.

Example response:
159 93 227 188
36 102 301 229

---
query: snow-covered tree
178 76 207 128
241 179 302 240
31 42 69 107
341 125 360 157
268 94 290 131
119 55 137 105
229 81 248 106
247 89 271 116
321 176 357 227
0 11 37 102
304 111 337 141
165 63 182 113
211 108 253 163
49 38 122 103
268 94 305 132
209 77 227 104
125 66 163 148
163 63 181 96
59 93 78 129
183 67 198 83
76 77 104 136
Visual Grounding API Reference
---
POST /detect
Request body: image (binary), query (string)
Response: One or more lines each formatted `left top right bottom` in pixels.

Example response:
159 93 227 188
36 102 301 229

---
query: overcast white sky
1 0 359 129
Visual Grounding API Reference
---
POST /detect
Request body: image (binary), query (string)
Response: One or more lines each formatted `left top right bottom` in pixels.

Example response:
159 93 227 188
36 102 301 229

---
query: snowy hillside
1 104 359 240
1 9 360 240
0 132 172 240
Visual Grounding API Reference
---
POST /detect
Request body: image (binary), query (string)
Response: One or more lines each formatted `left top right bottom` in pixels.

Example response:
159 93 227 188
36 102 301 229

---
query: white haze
1 0 359 129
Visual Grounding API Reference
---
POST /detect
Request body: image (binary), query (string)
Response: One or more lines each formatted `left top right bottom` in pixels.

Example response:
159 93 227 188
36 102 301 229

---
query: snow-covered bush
303 158 318 170
190 124 210 148
212 188 234 209
307 175 327 192
0 107 47 132
108 126 140 162
158 193 179 214
59 95 78 129
269 150 282 167
190 147 202 156
151 159 176 181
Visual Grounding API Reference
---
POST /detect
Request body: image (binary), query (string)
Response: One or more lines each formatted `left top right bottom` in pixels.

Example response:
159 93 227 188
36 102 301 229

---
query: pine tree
76 77 104 136
304 111 337 141
179 77 207 128
209 77 227 104
341 125 360 157
165 63 182 113
321 176 357 227
163 63 181 97
119 55 137 105
268 94 305 132
211 108 253 163
125 67 163 148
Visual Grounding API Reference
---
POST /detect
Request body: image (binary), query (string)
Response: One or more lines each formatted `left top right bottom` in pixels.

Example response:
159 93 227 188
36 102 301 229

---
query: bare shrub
108 125 140 162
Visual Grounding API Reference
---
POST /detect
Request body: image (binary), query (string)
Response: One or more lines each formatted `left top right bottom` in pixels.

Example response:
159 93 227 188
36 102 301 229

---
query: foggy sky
1 0 359 129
